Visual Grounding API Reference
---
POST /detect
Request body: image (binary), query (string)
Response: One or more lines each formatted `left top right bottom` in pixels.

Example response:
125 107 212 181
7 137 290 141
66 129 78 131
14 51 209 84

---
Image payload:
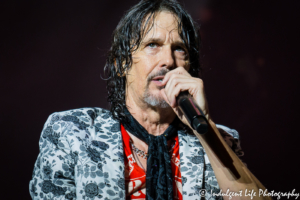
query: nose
160 46 175 70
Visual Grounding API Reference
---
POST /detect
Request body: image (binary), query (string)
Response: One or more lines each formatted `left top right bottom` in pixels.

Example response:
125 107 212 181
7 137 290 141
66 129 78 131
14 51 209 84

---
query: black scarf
122 107 179 200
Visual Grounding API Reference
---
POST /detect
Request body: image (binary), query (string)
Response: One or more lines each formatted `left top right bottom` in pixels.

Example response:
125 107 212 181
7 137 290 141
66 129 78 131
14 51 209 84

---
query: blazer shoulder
50 107 108 118
47 107 117 127
39 107 119 150
216 124 240 140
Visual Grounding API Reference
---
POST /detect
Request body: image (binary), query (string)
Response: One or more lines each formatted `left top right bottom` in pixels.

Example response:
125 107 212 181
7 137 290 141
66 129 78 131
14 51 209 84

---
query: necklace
130 139 176 160
130 140 148 159
130 139 177 173
133 147 147 172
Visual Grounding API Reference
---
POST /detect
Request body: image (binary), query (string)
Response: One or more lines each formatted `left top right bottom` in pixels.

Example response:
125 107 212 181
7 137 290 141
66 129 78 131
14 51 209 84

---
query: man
30 0 269 199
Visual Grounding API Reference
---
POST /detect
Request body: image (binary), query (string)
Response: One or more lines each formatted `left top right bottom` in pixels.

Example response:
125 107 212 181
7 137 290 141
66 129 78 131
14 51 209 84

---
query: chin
143 91 170 108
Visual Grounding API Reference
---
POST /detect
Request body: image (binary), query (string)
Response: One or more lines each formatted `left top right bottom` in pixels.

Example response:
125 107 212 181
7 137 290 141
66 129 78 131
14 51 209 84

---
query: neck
126 94 176 136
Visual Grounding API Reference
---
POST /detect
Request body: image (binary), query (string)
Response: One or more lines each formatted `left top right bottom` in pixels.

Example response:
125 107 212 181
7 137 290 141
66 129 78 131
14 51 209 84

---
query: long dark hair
104 0 201 121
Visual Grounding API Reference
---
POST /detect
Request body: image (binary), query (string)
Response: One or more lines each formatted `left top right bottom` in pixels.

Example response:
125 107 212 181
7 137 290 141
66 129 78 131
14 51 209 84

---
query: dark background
1 0 299 199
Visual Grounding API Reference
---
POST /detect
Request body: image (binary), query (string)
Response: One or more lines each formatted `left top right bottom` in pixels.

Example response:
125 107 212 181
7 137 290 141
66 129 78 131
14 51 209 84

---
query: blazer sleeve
216 124 245 159
29 113 77 200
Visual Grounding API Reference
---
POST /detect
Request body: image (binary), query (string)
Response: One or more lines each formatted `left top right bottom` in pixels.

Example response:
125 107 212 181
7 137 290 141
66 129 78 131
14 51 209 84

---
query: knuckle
168 74 178 84
178 66 188 74
176 82 183 89
196 78 203 85
178 66 185 71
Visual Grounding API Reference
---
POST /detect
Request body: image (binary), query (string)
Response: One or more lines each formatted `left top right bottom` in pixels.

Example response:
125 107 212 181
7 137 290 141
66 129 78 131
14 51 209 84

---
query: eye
147 43 158 48
175 46 186 53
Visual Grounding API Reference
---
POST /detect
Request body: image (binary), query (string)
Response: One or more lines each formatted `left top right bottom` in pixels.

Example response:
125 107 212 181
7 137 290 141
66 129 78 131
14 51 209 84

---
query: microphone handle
177 91 208 134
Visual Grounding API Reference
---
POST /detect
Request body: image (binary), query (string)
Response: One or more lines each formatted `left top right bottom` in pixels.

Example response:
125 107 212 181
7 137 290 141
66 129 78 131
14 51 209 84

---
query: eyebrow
141 38 186 48
141 38 164 45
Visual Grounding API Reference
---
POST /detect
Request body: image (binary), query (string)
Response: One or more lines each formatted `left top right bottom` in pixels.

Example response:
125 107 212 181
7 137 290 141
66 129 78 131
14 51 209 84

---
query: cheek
138 57 157 77
132 52 160 81
127 65 148 88
176 58 190 70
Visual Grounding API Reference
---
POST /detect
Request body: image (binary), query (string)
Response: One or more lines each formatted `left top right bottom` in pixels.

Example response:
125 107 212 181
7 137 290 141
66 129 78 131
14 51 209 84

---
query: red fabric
121 124 182 200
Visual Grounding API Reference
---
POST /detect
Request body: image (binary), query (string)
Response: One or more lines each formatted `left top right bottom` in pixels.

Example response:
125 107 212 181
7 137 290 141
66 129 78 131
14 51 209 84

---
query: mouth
152 76 165 82
151 76 165 88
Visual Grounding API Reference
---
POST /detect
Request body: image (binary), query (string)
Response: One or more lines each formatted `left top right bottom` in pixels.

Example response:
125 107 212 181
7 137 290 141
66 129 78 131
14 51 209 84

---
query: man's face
126 11 189 108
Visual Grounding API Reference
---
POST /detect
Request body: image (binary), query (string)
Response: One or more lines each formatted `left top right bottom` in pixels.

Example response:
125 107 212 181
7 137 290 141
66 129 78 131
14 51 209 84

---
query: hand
160 67 210 128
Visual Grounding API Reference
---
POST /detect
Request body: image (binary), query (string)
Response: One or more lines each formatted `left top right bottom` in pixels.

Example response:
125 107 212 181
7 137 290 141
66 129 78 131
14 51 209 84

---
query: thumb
160 89 172 107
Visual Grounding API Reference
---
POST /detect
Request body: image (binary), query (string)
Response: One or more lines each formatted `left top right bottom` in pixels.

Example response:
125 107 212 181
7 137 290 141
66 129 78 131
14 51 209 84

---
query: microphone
176 91 208 134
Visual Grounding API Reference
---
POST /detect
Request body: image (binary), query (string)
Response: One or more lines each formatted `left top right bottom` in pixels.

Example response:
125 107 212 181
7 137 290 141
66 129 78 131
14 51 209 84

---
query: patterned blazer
29 108 243 200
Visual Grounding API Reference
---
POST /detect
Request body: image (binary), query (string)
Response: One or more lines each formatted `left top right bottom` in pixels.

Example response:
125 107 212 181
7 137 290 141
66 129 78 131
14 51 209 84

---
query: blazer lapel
94 113 126 199
179 129 205 199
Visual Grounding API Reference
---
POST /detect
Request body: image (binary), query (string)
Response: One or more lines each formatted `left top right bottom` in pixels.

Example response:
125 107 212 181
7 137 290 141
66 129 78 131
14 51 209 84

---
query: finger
164 73 194 90
164 76 196 99
161 66 191 85
167 82 200 107
160 88 171 106
165 76 204 98
163 67 191 83
164 75 196 97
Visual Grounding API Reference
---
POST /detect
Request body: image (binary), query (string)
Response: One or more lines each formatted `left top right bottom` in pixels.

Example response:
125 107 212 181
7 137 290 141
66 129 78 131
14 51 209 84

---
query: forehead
142 11 181 41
